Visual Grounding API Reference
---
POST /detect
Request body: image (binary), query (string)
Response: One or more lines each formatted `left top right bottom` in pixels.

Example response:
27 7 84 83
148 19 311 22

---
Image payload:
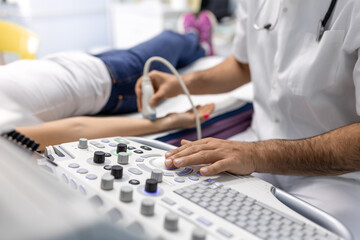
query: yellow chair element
0 21 39 60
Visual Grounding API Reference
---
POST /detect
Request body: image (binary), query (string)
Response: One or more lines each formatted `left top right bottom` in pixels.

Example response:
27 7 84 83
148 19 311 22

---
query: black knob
16 134 25 142
26 140 35 149
21 137 31 146
93 151 105 164
145 178 158 193
11 131 20 140
4 130 15 138
111 165 123 179
30 142 40 151
116 143 127 153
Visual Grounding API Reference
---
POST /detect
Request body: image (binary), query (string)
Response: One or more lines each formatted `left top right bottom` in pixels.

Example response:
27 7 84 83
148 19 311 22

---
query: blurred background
0 0 238 63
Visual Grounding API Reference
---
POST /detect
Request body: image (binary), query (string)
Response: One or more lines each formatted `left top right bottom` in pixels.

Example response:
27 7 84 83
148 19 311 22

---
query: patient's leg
95 31 205 114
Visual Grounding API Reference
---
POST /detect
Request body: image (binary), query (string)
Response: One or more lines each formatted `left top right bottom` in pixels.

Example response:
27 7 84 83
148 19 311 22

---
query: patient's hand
159 103 215 130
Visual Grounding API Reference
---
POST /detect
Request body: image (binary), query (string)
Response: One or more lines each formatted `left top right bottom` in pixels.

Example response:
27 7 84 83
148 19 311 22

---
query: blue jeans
95 30 205 114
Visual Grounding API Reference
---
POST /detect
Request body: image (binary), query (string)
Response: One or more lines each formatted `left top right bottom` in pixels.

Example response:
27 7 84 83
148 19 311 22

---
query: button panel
50 137 341 240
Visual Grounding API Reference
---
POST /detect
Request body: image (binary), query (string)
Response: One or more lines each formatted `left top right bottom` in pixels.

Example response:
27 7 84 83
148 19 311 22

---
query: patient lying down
0 31 214 151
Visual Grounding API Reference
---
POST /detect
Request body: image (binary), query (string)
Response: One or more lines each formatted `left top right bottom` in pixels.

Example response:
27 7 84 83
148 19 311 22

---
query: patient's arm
17 104 214 151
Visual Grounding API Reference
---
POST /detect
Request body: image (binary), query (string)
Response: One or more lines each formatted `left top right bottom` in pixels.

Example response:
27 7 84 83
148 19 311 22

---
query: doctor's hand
164 138 256 176
135 70 183 112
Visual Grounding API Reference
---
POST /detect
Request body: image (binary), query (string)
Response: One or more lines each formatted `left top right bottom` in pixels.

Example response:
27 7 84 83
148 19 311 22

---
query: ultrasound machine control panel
41 136 345 240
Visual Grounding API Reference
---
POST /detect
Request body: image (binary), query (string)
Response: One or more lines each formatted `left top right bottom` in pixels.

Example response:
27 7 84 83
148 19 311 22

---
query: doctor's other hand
135 70 184 111
164 138 256 176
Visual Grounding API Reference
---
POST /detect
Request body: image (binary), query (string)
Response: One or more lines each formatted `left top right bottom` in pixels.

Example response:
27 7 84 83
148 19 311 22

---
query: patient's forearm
16 116 173 151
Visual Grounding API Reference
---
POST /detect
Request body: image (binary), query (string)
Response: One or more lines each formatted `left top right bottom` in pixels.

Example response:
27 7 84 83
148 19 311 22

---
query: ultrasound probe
141 56 202 140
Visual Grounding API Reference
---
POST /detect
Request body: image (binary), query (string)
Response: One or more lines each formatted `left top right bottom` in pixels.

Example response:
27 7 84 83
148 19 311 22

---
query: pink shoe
177 12 198 34
197 10 217 56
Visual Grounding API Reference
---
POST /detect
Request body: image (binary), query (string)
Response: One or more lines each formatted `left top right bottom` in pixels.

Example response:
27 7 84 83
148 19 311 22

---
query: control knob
117 152 129 165
101 174 114 190
164 212 179 232
120 186 133 202
140 198 155 216
145 178 158 193
93 151 105 164
116 143 127 153
192 229 207 240
151 169 163 183
78 138 88 149
111 165 123 179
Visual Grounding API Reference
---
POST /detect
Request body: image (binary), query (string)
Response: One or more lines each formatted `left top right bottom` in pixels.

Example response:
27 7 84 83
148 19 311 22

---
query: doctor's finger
167 143 215 163
149 87 166 107
181 139 192 145
171 150 219 168
165 138 211 158
135 77 143 111
200 159 232 176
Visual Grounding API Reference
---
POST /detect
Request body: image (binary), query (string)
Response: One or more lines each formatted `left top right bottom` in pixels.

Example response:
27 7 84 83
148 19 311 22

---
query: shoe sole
201 10 218 32
177 13 188 34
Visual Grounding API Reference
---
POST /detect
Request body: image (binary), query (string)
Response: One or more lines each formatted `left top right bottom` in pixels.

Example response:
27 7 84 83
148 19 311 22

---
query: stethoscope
253 0 338 41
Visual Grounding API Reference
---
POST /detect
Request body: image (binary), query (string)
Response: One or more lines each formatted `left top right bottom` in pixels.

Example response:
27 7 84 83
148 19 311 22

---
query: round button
79 185 87 195
111 165 123 179
141 198 155 216
68 163 80 168
134 150 143 154
120 186 133 202
128 146 136 150
105 152 112 157
104 165 112 170
129 179 140 185
145 178 158 193
174 177 185 183
86 174 97 180
77 168 88 174
189 176 199 181
140 145 152 151
114 138 129 144
93 151 105 164
116 143 127 153
70 179 78 189
164 212 179 232
62 173 69 183
117 152 129 165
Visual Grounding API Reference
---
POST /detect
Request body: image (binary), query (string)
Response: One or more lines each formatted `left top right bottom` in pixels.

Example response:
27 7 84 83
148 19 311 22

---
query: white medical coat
233 0 360 141
232 2 360 236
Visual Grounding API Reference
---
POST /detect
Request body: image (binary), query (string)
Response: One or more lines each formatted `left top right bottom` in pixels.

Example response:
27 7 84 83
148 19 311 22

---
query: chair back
0 21 39 60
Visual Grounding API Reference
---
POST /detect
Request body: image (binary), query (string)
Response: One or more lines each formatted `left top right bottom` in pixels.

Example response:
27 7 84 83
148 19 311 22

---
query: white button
70 179 78 189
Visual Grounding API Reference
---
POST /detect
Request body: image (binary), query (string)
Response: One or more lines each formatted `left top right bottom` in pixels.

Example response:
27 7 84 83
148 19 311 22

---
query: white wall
0 0 112 57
